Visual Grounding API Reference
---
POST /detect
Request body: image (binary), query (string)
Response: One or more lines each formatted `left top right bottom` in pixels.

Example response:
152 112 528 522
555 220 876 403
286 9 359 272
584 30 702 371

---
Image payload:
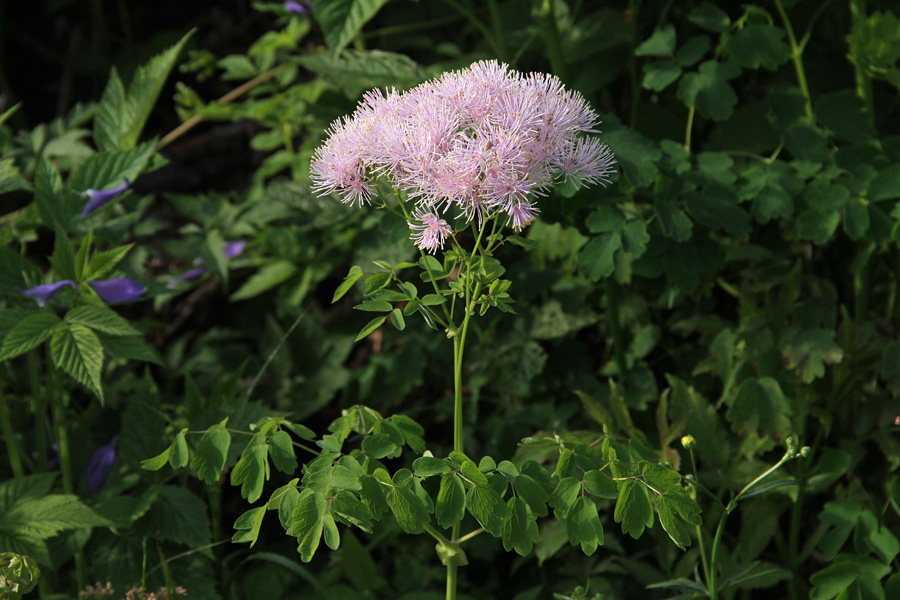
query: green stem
707 512 728 600
849 0 874 112
0 386 25 479
772 0 814 119
605 279 628 378
684 106 695 152
28 352 47 471
688 449 711 593
446 561 458 600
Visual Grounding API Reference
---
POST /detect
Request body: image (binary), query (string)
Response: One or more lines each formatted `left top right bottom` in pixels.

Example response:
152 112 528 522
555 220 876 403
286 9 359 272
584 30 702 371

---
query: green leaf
268 430 298 474
120 31 193 150
549 477 581 519
321 513 340 550
678 60 741 121
689 2 730 32
141 485 211 548
727 377 792 435
232 507 266 547
231 260 298 301
635 25 676 56
191 422 230 484
726 25 790 70
64 305 140 336
333 265 363 302
513 474 549 518
435 474 466 529
614 479 654 539
0 314 62 361
780 328 844 383
50 323 104 403
783 124 831 162
49 232 77 284
69 142 155 194
34 158 70 230
810 554 891 600
386 485 430 534
643 60 682 92
290 490 327 562
566 496 604 555
413 456 451 478
361 433 399 459
583 470 619 499
96 332 164 365
869 164 900 202
677 35 711 67
502 497 540 556
578 232 621 282
0 158 30 195
84 245 135 281
231 443 269 502
390 308 406 331
354 300 392 312
94 67 129 151
656 494 692 549
331 490 374 532
169 429 189 469
815 90 875 143
843 197 870 240
466 485 511 537
598 125 661 187
355 316 386 342
685 189 752 236
797 209 841 244
315 0 391 54
141 447 172 471
297 49 427 98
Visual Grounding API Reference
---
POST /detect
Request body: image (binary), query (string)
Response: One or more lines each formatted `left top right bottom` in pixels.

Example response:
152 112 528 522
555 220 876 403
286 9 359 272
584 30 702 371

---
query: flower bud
90 278 146 303
681 435 696 450
80 179 130 218
18 280 76 306
800 446 811 458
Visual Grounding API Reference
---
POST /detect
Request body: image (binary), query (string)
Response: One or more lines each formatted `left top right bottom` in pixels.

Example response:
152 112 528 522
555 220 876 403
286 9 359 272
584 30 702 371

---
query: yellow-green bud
800 446 811 458
681 435 696 450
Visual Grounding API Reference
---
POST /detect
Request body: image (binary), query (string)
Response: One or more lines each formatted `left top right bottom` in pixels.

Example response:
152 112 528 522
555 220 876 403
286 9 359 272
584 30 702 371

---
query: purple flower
80 179 130 218
285 1 313 15
169 240 247 285
90 278 146 303
18 281 77 306
309 60 617 250
86 436 118 493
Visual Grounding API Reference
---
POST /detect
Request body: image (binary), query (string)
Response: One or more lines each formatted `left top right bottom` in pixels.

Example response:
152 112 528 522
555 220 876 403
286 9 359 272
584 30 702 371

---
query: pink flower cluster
309 60 616 252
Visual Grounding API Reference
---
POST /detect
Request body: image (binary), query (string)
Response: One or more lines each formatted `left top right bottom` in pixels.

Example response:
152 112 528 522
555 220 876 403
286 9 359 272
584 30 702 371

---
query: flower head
169 240 246 285
18 281 76 306
309 60 616 251
80 179 130 218
409 209 453 253
86 436 118 493
90 278 146 303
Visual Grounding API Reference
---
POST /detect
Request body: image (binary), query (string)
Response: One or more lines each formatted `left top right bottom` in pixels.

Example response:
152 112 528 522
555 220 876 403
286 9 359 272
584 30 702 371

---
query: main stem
0 386 25 479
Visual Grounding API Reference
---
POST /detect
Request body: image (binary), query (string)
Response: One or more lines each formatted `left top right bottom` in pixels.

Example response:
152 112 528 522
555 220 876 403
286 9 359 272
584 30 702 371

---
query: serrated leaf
727 377 792 435
435 474 466 529
50 323 104 403
84 245 135 281
232 507 266 547
290 490 327 562
387 485 430 534
315 0 391 54
34 158 70 230
810 554 891 600
64 305 140 336
657 495 692 549
678 60 741 121
191 424 230 484
96 332 164 365
69 142 155 194
143 485 211 548
94 67 130 151
2 494 112 542
120 32 193 149
0 313 62 361
466 485 511 537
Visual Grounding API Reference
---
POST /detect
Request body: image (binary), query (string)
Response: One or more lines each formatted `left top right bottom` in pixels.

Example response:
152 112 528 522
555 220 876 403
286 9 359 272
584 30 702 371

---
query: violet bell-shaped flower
285 1 314 15
18 281 76 306
90 278 146 303
169 240 247 285
86 436 118 493
80 178 131 218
